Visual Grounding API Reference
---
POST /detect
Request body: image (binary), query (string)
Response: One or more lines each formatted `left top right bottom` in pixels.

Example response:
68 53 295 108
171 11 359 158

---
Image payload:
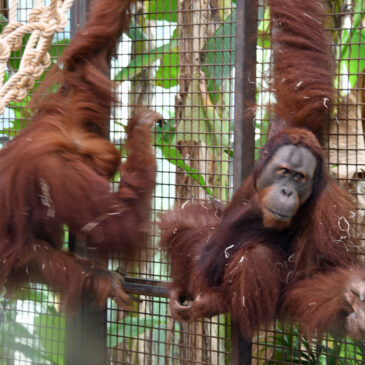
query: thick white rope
0 0 75 114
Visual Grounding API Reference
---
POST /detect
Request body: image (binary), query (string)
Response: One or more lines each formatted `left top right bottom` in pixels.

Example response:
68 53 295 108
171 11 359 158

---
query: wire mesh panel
0 1 71 364
251 0 365 363
0 0 364 364
107 0 235 363
1 285 65 365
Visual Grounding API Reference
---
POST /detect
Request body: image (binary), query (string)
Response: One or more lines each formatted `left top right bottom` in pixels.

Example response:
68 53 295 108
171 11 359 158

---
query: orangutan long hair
160 0 365 340
0 0 160 312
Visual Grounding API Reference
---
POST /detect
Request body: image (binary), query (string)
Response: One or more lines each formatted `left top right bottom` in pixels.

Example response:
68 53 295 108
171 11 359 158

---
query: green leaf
340 1 363 58
127 19 147 42
115 39 178 82
202 11 236 101
154 28 179 88
257 7 271 48
157 144 213 196
347 27 365 87
146 0 178 23
0 337 50 363
339 3 365 87
8 34 31 72
108 315 166 347
155 117 176 145
224 148 234 157
15 289 44 309
155 49 179 88
34 313 65 365
0 319 50 363
4 320 34 339
261 321 364 364
48 39 70 58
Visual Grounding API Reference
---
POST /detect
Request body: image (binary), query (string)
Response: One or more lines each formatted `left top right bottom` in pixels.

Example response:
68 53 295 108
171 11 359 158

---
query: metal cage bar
0 0 364 363
230 0 258 364
65 2 108 365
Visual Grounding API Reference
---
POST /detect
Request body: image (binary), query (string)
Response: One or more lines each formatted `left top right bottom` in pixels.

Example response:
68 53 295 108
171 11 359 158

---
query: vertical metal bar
70 0 90 36
233 0 257 185
66 2 107 365
231 0 258 364
65 303 107 365
230 325 253 365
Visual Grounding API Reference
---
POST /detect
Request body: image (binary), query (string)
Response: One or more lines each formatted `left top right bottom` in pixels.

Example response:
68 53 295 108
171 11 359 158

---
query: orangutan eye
277 167 290 176
293 172 305 182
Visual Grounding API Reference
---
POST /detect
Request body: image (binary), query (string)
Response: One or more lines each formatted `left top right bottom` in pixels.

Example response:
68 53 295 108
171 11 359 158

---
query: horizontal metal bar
122 277 170 297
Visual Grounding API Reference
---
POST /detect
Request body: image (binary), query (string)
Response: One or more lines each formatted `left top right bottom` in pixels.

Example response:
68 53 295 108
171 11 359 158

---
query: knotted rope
0 0 74 114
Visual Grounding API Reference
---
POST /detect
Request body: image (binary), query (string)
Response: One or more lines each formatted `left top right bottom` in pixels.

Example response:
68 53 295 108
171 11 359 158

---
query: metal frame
231 0 258 363
233 0 257 187
65 0 257 363
66 3 107 365
1 0 363 363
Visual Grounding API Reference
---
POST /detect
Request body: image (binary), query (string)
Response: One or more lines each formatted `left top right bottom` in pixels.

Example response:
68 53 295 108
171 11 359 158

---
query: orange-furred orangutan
0 0 161 312
160 0 365 340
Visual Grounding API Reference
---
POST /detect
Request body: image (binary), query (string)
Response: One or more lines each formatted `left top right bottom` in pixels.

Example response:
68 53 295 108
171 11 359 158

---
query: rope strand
0 0 75 114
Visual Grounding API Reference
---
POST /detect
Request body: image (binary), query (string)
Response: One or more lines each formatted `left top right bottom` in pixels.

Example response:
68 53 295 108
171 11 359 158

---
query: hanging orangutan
160 0 365 340
0 0 161 312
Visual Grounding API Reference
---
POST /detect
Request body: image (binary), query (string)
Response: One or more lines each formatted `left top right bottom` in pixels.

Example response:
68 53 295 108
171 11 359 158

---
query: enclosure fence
0 0 364 364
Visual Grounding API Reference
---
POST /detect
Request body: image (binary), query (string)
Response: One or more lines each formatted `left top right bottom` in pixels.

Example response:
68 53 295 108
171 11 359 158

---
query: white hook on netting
0 0 75 114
